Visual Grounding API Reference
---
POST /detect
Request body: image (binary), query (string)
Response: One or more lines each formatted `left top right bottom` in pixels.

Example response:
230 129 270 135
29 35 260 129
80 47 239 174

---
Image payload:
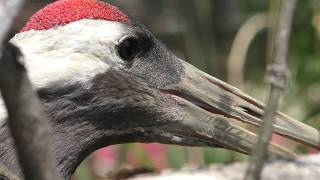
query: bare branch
0 43 61 180
245 1 297 180
0 1 61 179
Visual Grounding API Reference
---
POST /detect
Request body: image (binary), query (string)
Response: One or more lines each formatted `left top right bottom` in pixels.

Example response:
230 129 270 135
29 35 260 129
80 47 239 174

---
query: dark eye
117 37 142 61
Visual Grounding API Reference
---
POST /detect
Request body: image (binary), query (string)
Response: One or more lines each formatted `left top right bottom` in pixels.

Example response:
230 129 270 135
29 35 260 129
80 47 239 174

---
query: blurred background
12 0 320 179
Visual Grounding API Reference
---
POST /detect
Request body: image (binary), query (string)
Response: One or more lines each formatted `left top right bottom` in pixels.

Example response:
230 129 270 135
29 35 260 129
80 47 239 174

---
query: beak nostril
162 90 234 118
238 106 263 119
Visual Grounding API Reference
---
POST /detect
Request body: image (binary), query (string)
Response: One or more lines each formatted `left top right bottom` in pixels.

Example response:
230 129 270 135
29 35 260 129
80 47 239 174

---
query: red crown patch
21 0 128 32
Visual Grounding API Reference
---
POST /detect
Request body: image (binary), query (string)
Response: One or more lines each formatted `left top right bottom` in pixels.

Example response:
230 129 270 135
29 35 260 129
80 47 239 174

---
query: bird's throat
0 115 140 180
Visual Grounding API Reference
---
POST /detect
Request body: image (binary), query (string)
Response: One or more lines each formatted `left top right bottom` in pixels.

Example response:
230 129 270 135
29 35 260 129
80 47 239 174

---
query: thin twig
0 0 61 180
245 0 297 180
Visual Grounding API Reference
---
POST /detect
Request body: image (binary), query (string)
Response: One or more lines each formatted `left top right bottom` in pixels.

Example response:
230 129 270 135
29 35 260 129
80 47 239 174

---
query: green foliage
167 146 188 168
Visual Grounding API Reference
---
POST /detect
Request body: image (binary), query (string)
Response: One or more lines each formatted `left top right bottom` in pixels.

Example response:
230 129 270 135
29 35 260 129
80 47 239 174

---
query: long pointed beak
162 60 320 157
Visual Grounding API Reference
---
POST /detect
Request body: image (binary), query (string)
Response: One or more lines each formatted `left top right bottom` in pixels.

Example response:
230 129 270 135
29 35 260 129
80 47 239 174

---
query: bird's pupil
118 37 141 61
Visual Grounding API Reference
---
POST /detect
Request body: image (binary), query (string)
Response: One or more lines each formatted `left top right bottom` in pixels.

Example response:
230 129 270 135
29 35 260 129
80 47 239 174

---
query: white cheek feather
10 19 127 89
0 20 128 123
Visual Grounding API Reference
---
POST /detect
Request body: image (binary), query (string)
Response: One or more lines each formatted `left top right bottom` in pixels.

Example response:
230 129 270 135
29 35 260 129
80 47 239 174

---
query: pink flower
141 144 168 169
92 146 119 176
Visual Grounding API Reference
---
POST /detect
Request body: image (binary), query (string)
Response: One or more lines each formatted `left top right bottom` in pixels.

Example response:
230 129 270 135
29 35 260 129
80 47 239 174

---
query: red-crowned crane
0 0 319 179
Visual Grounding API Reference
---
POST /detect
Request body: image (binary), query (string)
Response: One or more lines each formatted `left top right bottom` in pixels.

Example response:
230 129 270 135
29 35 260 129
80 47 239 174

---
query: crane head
8 0 320 177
